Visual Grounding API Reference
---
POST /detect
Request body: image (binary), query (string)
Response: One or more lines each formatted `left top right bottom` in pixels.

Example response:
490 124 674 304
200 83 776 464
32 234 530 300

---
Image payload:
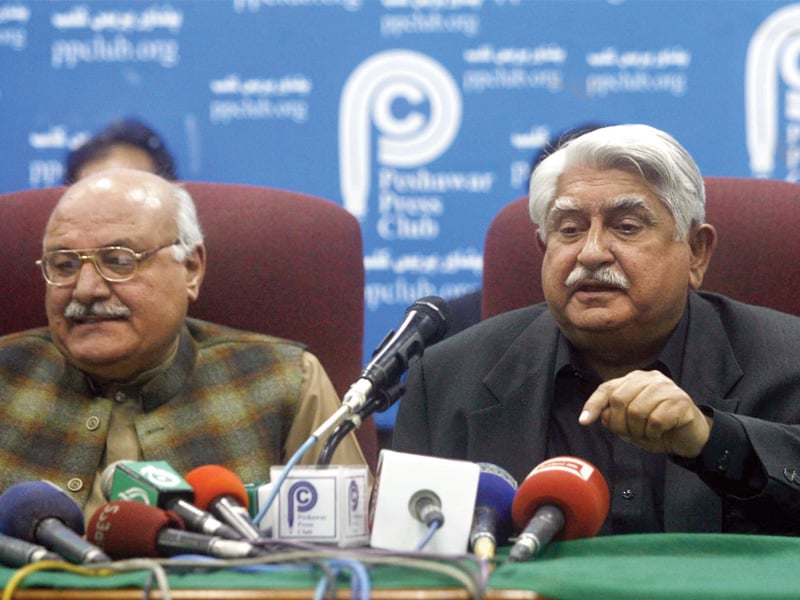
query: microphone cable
317 382 404 466
252 434 317 527
409 490 445 552
1 559 171 600
313 558 371 600
253 401 353 527
415 520 443 552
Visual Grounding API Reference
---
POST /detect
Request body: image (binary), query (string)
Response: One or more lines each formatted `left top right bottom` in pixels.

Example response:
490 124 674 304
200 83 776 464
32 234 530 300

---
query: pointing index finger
579 381 612 426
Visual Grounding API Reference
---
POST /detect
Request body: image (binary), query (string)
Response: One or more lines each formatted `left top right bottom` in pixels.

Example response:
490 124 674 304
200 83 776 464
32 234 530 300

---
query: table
3 534 799 600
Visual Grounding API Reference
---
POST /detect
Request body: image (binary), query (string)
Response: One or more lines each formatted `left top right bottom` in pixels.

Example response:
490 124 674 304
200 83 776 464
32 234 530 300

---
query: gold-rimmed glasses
36 241 178 287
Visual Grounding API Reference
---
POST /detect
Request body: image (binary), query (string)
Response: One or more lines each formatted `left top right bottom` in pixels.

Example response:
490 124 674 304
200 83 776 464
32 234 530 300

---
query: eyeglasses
36 241 178 287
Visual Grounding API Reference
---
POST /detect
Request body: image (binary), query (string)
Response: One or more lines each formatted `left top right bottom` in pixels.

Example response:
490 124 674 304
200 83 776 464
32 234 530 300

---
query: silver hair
169 184 204 262
529 124 705 243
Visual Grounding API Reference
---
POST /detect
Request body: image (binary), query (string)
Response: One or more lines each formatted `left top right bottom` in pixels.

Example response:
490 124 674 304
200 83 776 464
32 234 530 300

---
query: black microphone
0 533 64 567
342 296 451 413
87 501 265 559
100 460 242 540
0 481 111 564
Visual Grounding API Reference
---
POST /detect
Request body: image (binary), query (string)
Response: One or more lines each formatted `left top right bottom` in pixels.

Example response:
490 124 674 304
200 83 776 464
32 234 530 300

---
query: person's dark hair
63 118 177 184
531 122 606 171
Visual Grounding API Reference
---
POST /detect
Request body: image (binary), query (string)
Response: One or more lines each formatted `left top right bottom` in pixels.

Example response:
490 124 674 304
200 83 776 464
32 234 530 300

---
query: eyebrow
547 194 660 226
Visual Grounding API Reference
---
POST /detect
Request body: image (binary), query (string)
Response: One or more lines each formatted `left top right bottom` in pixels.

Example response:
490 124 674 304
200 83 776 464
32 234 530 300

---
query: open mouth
573 282 623 294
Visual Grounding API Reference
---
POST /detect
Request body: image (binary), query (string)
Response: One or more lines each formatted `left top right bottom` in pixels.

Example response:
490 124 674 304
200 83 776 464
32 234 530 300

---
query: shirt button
114 391 126 403
717 450 730 472
621 489 635 500
67 478 83 492
86 415 101 430
784 467 799 483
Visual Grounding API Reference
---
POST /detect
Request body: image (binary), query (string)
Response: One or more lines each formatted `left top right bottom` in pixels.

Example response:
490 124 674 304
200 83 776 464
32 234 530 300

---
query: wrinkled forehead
61 170 169 210
45 170 174 244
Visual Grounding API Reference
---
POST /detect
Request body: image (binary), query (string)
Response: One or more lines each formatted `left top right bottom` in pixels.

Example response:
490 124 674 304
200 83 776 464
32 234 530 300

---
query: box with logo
267 464 370 547
106 460 194 506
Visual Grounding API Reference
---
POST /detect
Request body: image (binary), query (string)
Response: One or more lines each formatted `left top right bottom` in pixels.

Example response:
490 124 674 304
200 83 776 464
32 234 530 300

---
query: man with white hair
0 168 367 520
394 124 800 535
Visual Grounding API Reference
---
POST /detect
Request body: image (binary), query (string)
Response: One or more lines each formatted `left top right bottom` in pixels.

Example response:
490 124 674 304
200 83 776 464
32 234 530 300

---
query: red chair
0 182 378 471
482 176 800 319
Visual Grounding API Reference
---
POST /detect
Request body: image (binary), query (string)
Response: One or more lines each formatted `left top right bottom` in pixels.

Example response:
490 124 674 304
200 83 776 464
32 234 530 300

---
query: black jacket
394 292 800 534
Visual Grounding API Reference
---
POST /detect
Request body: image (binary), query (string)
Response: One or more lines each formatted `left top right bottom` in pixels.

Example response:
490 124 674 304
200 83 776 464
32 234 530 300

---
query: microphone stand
317 382 404 466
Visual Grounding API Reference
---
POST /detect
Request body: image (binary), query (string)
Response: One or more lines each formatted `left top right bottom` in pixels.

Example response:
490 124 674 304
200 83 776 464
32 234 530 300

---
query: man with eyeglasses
0 168 368 520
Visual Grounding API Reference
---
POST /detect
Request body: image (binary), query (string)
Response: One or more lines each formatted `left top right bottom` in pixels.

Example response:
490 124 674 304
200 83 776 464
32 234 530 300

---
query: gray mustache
565 265 630 290
64 300 132 320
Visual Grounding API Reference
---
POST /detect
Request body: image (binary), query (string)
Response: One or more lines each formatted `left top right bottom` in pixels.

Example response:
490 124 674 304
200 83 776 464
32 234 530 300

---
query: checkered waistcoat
0 317 305 508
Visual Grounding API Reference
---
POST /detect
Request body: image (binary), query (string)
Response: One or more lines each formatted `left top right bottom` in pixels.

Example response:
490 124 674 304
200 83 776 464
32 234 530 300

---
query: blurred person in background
64 118 178 184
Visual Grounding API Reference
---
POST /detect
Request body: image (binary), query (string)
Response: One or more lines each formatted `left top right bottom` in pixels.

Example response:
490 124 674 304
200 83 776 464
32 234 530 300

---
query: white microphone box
268 464 370 547
369 450 480 554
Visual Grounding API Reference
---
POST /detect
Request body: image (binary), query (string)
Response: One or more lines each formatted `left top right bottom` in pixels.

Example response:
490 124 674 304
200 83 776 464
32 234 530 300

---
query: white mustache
565 265 630 290
64 300 132 320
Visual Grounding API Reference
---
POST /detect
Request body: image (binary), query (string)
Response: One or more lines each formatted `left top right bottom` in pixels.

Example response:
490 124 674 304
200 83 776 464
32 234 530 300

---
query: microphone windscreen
411 296 452 341
511 456 609 540
475 463 518 544
87 501 182 559
99 459 133 499
0 481 85 540
184 465 250 510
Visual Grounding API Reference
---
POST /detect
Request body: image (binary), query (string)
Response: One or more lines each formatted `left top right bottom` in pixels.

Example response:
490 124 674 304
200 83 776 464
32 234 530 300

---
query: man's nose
576 223 614 267
72 260 112 300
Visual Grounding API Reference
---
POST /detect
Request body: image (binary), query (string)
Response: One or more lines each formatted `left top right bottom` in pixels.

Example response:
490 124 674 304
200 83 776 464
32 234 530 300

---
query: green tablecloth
492 533 800 599
2 534 799 599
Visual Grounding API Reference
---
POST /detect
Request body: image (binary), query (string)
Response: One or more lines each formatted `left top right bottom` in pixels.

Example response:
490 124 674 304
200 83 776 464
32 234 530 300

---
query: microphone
0 481 111 564
0 533 64 567
469 463 518 560
101 460 242 540
87 501 265 559
342 296 451 413
369 450 481 554
184 465 263 541
509 456 609 562
408 489 445 528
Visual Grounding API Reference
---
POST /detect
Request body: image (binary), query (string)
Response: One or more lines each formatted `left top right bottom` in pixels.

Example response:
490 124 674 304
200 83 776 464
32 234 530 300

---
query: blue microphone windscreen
0 481 85 540
476 465 518 543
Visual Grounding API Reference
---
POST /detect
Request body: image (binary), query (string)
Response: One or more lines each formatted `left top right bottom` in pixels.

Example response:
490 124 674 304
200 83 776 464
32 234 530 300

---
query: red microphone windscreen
184 464 250 510
511 456 609 540
87 501 181 559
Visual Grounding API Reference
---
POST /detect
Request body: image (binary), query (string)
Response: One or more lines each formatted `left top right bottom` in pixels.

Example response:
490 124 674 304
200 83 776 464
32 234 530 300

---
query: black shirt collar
554 300 691 383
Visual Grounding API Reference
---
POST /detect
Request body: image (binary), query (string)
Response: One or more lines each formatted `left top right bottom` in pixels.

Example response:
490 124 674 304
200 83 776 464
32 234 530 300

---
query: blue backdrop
2 0 799 428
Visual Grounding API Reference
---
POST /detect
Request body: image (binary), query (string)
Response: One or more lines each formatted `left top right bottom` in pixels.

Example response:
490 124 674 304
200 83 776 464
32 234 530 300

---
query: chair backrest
0 182 377 469
482 176 800 319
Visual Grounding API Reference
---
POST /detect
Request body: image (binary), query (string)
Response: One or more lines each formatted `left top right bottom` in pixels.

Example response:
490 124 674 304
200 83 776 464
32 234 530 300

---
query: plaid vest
0 317 304 508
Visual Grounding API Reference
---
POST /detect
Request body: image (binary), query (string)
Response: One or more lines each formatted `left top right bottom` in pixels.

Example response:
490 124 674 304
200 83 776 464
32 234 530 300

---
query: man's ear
536 228 547 253
184 244 206 302
688 224 717 290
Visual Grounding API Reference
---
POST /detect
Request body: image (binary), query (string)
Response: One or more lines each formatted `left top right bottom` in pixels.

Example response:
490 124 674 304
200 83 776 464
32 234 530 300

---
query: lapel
470 309 561 483
664 292 744 532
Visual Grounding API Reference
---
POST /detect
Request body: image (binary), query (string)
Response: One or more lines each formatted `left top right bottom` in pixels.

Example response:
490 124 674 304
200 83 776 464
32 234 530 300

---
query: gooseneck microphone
184 465 262 541
100 460 242 540
469 463 518 560
0 481 111 564
509 456 609 562
341 296 451 414
87 501 264 559
318 296 450 466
